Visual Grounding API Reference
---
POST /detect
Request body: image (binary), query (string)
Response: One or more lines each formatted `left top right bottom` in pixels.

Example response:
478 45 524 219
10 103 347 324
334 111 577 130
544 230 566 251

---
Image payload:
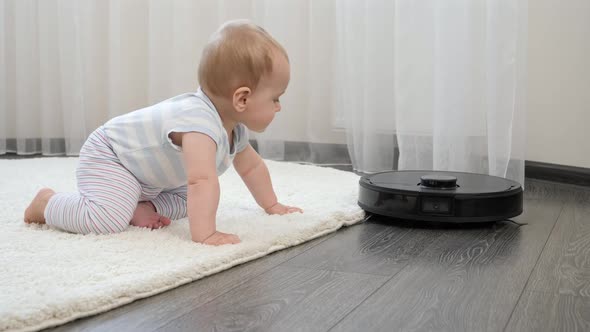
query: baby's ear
232 87 251 113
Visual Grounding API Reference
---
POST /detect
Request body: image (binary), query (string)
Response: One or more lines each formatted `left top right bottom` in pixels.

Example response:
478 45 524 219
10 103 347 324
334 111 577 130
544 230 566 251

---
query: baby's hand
202 231 241 246
265 202 303 215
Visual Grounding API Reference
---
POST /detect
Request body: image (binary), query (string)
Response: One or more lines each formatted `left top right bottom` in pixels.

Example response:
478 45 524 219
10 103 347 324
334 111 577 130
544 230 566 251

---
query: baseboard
525 161 590 187
250 140 353 165
2 138 66 154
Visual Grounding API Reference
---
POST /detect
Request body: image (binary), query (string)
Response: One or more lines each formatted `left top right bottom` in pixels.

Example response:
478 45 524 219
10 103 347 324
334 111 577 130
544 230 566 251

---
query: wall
526 0 590 168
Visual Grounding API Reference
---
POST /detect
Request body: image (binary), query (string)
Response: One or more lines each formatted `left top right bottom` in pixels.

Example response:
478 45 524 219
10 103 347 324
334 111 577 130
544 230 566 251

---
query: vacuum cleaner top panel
365 170 520 196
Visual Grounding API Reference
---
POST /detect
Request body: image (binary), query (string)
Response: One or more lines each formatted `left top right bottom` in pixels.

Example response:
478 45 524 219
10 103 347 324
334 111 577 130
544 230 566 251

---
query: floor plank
525 179 590 203
158 266 388 332
505 194 590 331
522 201 590 295
505 290 590 332
44 234 336 332
330 197 563 332
283 221 443 276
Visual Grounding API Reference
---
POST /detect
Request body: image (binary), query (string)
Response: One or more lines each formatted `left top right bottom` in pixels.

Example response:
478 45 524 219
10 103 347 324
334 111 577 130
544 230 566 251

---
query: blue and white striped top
103 88 249 189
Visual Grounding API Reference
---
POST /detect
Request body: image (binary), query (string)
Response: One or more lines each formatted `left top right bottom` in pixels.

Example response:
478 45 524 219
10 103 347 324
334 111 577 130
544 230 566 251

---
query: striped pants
45 127 188 234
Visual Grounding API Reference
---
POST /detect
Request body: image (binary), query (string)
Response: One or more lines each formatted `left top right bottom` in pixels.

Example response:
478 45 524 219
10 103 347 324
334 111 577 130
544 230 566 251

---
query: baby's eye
273 99 280 103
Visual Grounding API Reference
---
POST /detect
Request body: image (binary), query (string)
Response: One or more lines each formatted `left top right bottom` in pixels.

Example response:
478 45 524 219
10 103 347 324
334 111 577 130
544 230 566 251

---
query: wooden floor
43 178 590 332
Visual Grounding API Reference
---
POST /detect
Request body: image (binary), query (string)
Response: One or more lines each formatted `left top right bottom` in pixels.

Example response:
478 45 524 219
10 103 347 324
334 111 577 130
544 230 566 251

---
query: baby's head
198 20 290 132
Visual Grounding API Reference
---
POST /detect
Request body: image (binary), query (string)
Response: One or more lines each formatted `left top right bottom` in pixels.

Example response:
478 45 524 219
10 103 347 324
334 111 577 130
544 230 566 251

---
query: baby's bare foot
24 188 56 224
130 201 172 229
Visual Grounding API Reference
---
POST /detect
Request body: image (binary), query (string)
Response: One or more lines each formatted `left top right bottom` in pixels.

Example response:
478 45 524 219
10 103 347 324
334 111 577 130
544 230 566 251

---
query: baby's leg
43 129 142 234
150 185 188 220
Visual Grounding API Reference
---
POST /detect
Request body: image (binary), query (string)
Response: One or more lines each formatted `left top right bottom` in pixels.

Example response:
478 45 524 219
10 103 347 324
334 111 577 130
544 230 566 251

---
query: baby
24 20 302 246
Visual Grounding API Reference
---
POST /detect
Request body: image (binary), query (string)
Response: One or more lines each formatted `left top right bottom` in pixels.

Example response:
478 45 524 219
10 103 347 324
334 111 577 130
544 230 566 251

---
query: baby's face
242 54 290 132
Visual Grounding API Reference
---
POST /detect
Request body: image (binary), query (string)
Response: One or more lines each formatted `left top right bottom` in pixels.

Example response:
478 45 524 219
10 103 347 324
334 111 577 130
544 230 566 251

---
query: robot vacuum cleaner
358 171 523 223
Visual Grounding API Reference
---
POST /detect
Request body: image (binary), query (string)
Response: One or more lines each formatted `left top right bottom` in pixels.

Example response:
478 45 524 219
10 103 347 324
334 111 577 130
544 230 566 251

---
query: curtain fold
0 0 527 183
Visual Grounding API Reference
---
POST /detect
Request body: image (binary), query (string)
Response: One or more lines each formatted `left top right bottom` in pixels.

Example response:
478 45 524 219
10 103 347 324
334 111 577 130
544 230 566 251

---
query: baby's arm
233 145 303 215
179 132 240 245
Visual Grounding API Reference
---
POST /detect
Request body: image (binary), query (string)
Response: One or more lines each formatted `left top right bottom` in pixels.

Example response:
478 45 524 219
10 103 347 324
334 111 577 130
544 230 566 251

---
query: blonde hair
198 20 288 98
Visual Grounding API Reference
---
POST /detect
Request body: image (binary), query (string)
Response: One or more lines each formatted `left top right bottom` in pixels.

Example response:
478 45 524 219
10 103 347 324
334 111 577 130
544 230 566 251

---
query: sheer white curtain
1 0 526 182
0 0 338 158
335 0 527 183
1 0 236 155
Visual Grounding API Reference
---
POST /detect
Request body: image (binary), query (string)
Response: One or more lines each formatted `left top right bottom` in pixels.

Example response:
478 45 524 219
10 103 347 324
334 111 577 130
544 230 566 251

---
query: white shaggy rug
0 158 364 332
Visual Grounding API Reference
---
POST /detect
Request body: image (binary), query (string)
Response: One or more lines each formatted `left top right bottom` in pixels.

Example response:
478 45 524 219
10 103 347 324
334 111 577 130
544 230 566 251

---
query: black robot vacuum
358 171 523 223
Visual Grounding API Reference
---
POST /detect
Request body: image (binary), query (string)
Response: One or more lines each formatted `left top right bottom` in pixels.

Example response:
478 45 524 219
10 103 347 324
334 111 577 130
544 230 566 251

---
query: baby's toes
160 216 171 226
